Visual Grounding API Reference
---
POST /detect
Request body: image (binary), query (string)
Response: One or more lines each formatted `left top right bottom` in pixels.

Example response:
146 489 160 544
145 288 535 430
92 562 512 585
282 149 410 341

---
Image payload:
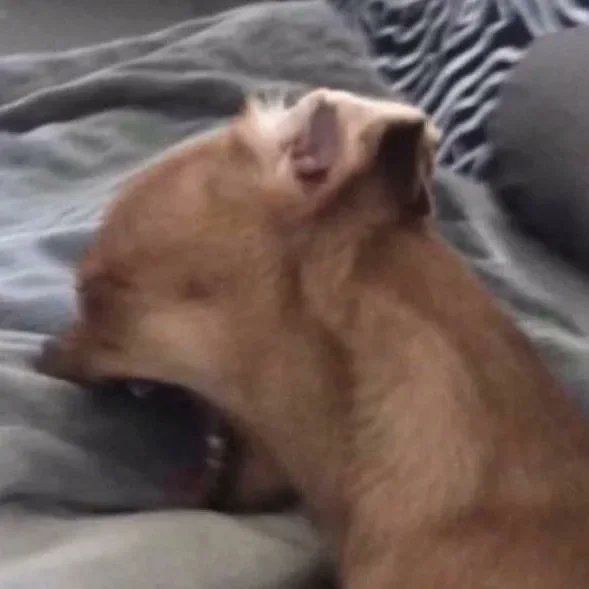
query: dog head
38 88 438 510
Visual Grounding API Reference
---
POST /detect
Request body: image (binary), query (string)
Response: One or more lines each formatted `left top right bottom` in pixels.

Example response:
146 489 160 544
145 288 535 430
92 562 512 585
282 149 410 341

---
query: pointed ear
378 117 438 217
283 89 439 218
290 98 340 183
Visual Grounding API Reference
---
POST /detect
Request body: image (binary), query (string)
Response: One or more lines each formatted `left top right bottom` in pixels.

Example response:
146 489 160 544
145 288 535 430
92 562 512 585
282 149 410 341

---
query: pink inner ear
291 100 339 182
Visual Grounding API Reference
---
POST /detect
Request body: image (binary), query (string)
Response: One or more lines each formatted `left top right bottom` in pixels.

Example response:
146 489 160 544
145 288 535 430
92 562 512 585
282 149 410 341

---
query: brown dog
39 89 589 587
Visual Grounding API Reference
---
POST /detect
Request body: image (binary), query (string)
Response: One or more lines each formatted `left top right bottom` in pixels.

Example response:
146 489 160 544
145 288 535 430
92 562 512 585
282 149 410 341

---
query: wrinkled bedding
0 1 588 588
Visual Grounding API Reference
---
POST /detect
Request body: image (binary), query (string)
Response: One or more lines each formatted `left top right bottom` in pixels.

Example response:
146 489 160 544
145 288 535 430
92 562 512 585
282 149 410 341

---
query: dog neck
262 217 589 575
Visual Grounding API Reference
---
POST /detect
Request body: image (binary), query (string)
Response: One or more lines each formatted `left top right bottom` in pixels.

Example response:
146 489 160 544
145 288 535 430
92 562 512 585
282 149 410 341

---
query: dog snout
35 337 62 375
34 335 84 383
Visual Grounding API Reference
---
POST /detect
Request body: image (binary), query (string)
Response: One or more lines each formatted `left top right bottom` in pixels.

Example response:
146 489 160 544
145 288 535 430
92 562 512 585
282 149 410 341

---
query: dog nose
34 337 63 377
34 334 91 385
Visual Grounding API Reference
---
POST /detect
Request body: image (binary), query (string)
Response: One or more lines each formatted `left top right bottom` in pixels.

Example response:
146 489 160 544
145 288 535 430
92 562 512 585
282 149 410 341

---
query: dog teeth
206 456 223 470
128 382 155 398
205 434 226 472
206 434 224 450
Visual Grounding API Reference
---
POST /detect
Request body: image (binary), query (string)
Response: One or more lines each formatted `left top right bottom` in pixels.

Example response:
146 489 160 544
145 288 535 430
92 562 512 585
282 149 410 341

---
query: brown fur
39 89 589 587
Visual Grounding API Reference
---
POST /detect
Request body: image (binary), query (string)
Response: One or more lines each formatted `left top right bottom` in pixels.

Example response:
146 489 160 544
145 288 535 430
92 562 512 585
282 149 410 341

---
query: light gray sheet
0 1 588 588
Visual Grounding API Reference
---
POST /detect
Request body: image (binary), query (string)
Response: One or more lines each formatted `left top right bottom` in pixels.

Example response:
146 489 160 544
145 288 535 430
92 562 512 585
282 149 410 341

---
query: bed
1 1 588 588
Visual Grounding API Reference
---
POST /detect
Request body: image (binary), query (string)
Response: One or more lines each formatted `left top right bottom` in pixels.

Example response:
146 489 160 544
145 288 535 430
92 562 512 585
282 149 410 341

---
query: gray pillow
489 27 589 273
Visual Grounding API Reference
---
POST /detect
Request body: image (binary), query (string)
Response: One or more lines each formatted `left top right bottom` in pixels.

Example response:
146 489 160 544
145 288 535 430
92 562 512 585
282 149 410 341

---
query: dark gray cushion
489 27 589 273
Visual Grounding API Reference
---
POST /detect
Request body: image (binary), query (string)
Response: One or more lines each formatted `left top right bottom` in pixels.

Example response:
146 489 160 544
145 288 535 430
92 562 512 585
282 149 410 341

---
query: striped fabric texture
346 0 589 178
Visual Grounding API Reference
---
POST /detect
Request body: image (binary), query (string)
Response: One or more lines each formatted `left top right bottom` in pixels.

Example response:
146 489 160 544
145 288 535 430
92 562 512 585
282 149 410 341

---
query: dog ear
289 97 340 185
377 116 438 217
285 89 439 218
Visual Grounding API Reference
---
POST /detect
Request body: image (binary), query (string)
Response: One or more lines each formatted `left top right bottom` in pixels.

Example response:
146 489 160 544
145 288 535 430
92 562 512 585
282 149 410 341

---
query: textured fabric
0 1 588 587
489 27 589 272
352 0 589 178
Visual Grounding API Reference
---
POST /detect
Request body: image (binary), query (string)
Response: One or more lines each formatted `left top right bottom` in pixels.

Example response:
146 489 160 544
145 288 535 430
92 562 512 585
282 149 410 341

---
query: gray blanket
0 2 588 588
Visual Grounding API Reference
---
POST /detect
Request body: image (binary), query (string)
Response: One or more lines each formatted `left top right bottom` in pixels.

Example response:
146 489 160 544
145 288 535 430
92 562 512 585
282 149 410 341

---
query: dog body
40 89 589 587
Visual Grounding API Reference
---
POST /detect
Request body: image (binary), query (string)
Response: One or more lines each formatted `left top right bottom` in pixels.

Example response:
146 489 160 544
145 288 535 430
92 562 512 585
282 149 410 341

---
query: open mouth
120 379 238 509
